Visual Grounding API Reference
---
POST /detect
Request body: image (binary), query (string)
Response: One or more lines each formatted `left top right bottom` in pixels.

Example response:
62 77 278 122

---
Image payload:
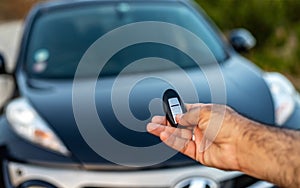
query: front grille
83 186 168 188
220 174 276 188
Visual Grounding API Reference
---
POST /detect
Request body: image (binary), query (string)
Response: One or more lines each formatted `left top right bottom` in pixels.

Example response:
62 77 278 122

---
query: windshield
26 2 227 78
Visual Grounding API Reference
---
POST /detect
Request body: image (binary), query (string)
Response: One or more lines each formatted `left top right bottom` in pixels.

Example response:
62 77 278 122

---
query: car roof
34 0 191 11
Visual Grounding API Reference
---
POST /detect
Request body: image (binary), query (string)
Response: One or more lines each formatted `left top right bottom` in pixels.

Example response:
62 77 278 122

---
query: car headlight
6 98 70 156
263 72 300 126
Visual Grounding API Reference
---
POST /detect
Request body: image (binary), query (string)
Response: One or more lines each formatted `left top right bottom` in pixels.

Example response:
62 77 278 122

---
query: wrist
233 113 257 173
234 115 270 178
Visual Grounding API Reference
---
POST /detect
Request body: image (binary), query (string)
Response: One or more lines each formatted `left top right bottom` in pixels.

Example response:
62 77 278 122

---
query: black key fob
163 89 186 127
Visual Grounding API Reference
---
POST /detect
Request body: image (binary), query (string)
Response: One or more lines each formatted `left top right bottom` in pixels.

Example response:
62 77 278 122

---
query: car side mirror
0 53 7 74
229 28 256 53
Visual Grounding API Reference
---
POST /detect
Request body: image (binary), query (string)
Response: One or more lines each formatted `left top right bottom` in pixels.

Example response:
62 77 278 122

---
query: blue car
0 0 299 187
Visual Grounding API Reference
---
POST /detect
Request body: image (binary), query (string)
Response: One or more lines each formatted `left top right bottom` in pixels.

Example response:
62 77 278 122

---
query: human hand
147 103 248 171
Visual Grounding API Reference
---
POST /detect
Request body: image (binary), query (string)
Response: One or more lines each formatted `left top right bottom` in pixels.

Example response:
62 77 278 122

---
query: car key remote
163 89 186 127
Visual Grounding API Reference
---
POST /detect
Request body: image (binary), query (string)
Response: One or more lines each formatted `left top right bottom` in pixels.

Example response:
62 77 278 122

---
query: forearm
237 116 300 187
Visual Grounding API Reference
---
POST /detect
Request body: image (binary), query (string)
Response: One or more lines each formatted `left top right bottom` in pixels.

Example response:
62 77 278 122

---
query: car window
26 2 228 78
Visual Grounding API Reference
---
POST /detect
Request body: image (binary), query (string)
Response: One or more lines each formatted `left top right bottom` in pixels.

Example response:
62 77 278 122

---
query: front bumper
4 160 239 188
3 160 276 188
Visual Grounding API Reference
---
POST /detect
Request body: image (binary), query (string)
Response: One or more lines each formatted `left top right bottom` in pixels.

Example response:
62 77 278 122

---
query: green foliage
197 0 300 89
0 0 41 21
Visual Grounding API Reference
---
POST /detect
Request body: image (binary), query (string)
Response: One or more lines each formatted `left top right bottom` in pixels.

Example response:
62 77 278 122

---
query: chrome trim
174 176 218 188
247 181 275 188
7 162 241 188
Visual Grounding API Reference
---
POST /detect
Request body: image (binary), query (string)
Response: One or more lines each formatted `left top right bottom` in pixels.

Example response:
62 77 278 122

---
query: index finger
151 116 167 125
151 115 173 127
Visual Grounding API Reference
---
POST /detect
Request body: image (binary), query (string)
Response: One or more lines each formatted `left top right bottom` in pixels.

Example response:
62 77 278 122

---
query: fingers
160 131 196 160
147 123 193 140
147 123 166 137
150 103 206 129
177 107 202 127
185 103 204 111
151 116 167 125
147 122 196 159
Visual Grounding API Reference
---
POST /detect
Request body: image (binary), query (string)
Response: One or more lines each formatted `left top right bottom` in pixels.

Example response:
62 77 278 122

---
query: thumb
177 107 202 127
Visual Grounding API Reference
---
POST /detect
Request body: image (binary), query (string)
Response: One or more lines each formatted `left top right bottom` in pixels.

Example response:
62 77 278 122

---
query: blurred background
198 0 300 91
0 0 299 90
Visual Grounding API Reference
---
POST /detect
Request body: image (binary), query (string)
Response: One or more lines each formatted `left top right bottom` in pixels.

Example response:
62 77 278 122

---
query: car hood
21 55 274 168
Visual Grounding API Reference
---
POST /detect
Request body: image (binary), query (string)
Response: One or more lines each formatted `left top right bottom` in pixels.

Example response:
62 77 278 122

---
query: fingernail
147 123 160 131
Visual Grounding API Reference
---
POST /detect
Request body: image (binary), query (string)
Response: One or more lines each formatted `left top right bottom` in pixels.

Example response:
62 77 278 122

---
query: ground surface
0 21 21 108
